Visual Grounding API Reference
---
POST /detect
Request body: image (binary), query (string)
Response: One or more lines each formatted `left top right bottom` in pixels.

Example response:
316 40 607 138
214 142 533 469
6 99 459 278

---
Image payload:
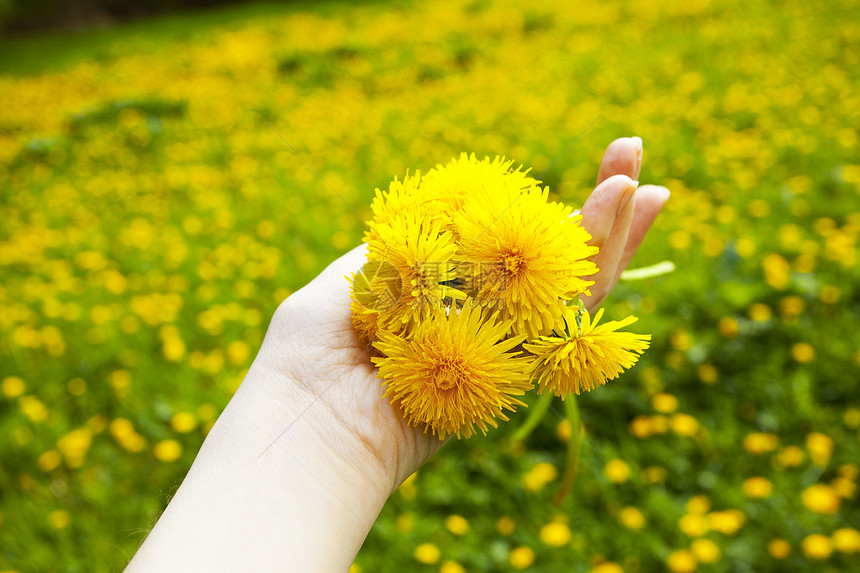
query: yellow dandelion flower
743 432 779 454
833 528 860 553
540 519 572 546
670 413 699 436
707 510 745 535
440 561 465 573
524 308 651 398
679 513 710 537
806 432 833 465
768 539 791 559
832 476 856 498
349 261 399 309
38 450 62 472
666 549 697 573
445 515 469 535
170 411 197 434
366 173 451 241
653 392 678 413
605 459 631 483
366 211 465 333
691 539 720 563
523 462 557 491
154 439 183 462
743 476 773 498
2 376 26 398
454 185 597 338
350 301 380 349
686 496 711 515
802 534 833 559
414 543 440 565
619 507 646 530
791 342 815 362
372 303 531 439
422 153 538 218
801 484 840 514
630 416 652 438
509 546 535 569
776 445 804 466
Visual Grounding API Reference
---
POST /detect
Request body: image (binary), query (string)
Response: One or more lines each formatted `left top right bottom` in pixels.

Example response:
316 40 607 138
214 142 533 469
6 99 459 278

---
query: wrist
128 361 392 572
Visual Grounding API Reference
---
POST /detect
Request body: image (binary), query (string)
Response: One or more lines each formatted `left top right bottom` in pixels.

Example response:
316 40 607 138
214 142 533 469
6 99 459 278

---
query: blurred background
1 0 858 571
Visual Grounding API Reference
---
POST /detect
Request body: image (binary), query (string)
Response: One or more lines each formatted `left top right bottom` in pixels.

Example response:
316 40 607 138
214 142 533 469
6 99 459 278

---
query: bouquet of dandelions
349 154 651 498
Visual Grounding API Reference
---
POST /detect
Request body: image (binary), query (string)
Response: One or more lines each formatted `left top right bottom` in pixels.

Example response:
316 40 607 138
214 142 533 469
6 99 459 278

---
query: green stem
619 260 676 281
510 391 554 443
553 395 581 506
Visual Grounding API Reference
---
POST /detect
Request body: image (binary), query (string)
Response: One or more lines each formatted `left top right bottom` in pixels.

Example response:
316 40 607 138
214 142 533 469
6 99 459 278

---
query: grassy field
1 0 859 571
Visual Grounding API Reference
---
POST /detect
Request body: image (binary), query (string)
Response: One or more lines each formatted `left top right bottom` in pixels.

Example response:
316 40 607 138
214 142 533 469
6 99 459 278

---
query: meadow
1 0 859 571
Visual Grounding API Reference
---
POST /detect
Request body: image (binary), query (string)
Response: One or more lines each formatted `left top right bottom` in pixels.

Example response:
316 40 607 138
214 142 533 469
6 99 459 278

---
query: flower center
434 359 467 391
503 247 526 275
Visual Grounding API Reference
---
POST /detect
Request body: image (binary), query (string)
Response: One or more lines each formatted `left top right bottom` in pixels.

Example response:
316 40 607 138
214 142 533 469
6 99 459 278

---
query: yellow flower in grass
806 432 833 465
802 484 840 514
768 539 791 559
691 539 720 563
667 549 697 573
523 462 557 490
540 518 572 546
679 513 710 536
440 561 465 573
802 534 832 559
445 514 469 535
833 528 860 553
454 185 597 339
619 507 646 530
509 546 535 569
743 477 773 498
524 308 651 398
372 303 531 439
414 543 440 564
365 211 465 333
605 459 631 483
707 510 745 535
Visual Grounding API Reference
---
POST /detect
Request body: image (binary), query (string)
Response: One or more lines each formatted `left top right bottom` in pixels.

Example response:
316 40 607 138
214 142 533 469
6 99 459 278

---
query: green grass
0 0 397 76
1 0 859 571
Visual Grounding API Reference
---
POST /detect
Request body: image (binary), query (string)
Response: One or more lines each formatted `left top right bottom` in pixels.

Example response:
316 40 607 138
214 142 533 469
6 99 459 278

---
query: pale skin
126 138 669 572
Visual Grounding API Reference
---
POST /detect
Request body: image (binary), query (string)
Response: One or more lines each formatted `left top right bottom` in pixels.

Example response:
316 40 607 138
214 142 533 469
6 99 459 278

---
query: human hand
580 137 671 311
127 138 668 572
263 138 671 491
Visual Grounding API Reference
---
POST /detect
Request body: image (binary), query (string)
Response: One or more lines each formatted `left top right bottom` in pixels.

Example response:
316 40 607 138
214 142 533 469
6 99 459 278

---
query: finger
579 174 638 249
578 175 638 311
596 137 643 186
285 244 369 316
612 185 670 284
581 193 637 312
319 243 370 285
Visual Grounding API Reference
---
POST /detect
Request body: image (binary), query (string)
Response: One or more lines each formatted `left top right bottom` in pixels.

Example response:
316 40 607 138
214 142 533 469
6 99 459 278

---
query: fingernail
631 136 643 174
618 180 638 215
655 185 671 203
